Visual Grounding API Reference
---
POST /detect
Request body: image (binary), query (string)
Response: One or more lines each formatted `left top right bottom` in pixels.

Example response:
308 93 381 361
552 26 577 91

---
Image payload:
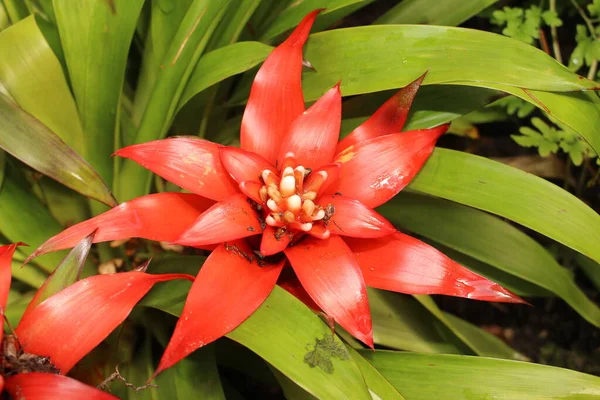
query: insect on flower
27 10 525 378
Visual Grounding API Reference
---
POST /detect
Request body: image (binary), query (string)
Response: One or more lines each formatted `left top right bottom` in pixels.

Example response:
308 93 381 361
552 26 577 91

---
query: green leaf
300 25 599 103
0 16 85 155
575 253 600 291
10 260 47 288
53 0 145 184
361 351 600 399
367 288 468 354
180 42 273 111
117 0 231 202
156 346 226 400
409 148 600 263
413 295 523 361
270 367 319 400
375 0 498 26
379 191 600 327
0 93 116 206
1 0 29 24
346 346 406 400
206 0 260 50
260 0 367 41
27 231 94 310
144 283 372 400
0 4 10 31
0 166 65 271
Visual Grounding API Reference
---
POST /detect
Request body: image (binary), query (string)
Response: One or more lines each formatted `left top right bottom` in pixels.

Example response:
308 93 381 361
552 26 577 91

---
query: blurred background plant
0 0 600 398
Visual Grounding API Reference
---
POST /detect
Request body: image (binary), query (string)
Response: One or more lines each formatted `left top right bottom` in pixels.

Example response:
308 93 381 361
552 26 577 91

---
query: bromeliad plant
28 11 524 376
2 0 600 398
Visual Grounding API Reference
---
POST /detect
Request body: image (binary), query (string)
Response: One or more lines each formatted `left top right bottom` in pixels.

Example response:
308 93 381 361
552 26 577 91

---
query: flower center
1 335 60 377
257 154 332 240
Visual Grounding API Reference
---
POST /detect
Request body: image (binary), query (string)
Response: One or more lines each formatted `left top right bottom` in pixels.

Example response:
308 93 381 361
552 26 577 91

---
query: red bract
29 10 525 377
0 243 192 397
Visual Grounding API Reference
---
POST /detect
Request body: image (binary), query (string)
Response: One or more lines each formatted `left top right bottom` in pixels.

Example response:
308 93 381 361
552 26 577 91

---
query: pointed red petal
277 84 342 170
260 226 291 256
285 236 373 347
16 272 193 373
304 163 340 195
0 243 25 344
329 125 449 208
115 138 238 201
220 146 275 184
346 232 525 303
4 373 118 400
336 72 427 153
317 195 395 238
177 193 262 247
278 268 322 312
26 193 215 262
240 10 321 163
239 180 264 204
155 241 283 375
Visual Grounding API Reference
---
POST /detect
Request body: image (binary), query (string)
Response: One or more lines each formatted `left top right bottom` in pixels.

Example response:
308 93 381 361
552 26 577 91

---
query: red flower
27 10 524 377
1 243 192 398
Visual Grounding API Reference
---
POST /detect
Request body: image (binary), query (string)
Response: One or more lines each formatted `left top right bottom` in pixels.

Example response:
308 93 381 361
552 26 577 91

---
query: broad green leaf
0 166 65 271
409 148 600 265
375 0 498 26
0 16 85 154
1 0 29 24
0 150 5 188
270 367 318 400
301 26 599 100
27 231 94 310
0 93 116 206
117 0 231 202
442 312 527 361
576 253 600 292
0 3 11 32
260 0 368 41
144 284 371 400
367 288 467 354
132 0 194 132
413 295 523 360
179 42 272 111
206 0 260 50
156 346 226 400
4 296 30 328
54 0 144 185
487 85 600 157
346 346 405 400
380 191 600 326
35 177 90 227
361 351 600 400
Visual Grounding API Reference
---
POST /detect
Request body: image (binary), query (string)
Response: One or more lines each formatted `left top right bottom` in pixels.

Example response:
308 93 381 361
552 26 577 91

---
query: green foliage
568 24 600 72
495 96 536 118
512 117 598 165
492 6 562 44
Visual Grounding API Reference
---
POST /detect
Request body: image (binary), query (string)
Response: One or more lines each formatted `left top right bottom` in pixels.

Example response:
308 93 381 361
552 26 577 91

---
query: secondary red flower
0 243 192 398
28 10 524 377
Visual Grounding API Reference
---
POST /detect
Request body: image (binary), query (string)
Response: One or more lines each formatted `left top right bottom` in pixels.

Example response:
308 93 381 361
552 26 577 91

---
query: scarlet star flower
28 10 524 377
1 243 191 398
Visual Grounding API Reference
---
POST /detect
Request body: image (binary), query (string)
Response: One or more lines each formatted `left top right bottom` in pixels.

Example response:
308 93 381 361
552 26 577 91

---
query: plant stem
550 0 563 63
577 157 590 196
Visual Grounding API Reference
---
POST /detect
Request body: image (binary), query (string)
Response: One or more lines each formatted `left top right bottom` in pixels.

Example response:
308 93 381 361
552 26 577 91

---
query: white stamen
280 175 296 197
312 209 326 221
287 194 302 212
266 215 283 227
302 199 315 216
282 166 294 177
299 222 313 232
267 199 281 212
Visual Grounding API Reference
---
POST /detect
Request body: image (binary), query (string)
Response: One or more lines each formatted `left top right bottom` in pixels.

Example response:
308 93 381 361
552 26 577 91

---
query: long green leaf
361 351 600 400
117 0 231 202
10 260 46 288
53 0 145 185
260 0 367 41
144 283 371 400
346 346 406 400
0 94 116 206
367 288 467 354
1 0 29 24
0 166 65 271
375 0 498 26
179 42 272 111
0 16 85 154
381 191 600 326
407 149 600 265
